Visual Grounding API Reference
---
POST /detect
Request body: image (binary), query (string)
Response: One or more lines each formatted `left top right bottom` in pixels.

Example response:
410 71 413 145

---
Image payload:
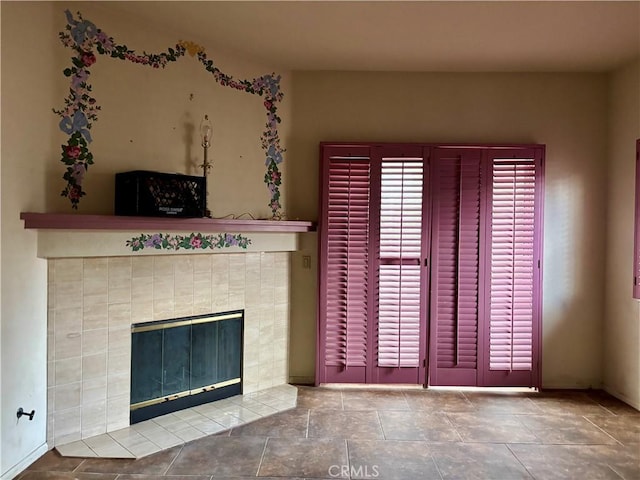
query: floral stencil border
54 10 284 217
126 232 251 252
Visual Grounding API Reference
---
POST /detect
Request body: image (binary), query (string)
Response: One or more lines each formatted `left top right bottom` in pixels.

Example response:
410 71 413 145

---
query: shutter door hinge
635 276 638 286
423 359 427 367
538 260 541 269
424 258 428 267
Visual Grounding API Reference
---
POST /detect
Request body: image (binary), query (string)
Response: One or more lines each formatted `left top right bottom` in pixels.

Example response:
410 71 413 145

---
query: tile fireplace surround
46 251 291 448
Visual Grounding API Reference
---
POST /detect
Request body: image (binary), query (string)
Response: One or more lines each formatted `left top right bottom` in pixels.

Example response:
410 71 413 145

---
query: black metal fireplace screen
130 310 243 424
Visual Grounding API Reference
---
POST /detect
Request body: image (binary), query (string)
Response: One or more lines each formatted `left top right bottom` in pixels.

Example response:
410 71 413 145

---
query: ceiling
106 1 639 72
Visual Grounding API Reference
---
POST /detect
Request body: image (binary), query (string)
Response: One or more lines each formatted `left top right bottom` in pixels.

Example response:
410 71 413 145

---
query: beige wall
604 59 640 409
45 1 292 217
1 2 292 476
1 2 56 475
288 71 609 388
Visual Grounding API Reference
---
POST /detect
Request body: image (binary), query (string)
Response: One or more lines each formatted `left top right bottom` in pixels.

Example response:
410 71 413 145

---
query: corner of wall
602 58 640 409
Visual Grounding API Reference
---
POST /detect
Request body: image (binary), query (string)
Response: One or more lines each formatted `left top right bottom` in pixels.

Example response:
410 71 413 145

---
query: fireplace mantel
20 212 316 258
20 212 315 233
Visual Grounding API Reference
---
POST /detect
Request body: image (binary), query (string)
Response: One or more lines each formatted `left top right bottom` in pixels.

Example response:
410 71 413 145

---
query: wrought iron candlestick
200 114 213 217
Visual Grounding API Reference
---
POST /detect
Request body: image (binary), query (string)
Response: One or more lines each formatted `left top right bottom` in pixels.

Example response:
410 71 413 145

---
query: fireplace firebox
130 311 243 424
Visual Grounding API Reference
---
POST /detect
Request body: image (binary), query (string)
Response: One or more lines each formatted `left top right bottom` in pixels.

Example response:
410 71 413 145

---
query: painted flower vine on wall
126 232 252 252
53 10 285 217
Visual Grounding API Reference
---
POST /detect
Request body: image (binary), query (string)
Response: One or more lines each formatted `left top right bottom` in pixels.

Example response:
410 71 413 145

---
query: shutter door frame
634 139 640 299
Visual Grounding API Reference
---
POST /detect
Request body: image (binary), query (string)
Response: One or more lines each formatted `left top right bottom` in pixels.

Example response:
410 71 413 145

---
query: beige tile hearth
55 384 297 459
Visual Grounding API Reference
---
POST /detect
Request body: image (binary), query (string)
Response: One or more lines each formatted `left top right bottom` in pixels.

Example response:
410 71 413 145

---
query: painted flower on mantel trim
54 10 287 218
126 233 251 252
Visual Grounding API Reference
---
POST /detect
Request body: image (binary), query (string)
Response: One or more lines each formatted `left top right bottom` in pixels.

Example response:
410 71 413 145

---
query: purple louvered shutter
317 146 371 384
318 142 544 388
372 146 429 384
634 139 640 299
482 149 543 387
429 148 483 386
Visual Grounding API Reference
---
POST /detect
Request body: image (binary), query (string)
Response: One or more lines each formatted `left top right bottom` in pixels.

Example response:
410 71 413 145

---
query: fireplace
130 311 243 424
19 213 313 449
45 252 291 447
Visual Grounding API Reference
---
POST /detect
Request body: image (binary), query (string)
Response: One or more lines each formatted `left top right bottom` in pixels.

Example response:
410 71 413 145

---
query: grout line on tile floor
505 443 536 479
304 408 310 439
606 462 628 479
581 415 625 446
444 413 465 443
375 410 387 441
161 444 184 476
430 451 445 480
255 436 270 477
71 458 88 474
343 438 352 480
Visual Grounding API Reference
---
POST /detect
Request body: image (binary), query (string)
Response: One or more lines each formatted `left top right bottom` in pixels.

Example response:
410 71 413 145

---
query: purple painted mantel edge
20 212 316 233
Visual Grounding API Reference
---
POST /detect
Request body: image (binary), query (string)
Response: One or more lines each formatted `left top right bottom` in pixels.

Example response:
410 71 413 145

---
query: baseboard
540 383 602 390
603 385 640 411
1 442 48 480
289 375 315 386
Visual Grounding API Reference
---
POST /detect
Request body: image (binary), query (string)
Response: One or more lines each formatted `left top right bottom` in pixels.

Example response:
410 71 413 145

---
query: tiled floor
20 386 640 480
55 384 298 459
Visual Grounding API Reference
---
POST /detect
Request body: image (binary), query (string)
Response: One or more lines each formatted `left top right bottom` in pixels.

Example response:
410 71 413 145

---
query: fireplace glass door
130 311 243 423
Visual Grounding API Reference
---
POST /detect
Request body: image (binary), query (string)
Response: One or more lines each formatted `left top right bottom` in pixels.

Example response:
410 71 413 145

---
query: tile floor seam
105 431 139 458
305 408 310 438
255 436 271 477
134 423 179 452
71 458 88 473
343 438 352 480
581 414 626 446
443 413 465 443
512 413 543 444
429 449 445 480
505 443 536 480
375 410 387 441
161 444 184 476
606 461 628 480
82 440 103 458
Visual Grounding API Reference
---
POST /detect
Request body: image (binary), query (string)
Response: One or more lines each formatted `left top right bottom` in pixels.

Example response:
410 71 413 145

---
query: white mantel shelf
20 212 316 259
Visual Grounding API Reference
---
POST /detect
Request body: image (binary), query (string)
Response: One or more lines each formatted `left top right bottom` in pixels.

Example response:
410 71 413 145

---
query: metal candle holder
199 114 213 217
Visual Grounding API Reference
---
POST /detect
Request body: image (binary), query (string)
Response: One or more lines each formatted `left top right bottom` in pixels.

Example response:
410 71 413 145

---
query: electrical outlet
302 255 311 269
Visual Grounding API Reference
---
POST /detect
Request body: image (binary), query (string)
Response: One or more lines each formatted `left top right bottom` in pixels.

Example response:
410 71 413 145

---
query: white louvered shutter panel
377 159 423 368
489 159 536 371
